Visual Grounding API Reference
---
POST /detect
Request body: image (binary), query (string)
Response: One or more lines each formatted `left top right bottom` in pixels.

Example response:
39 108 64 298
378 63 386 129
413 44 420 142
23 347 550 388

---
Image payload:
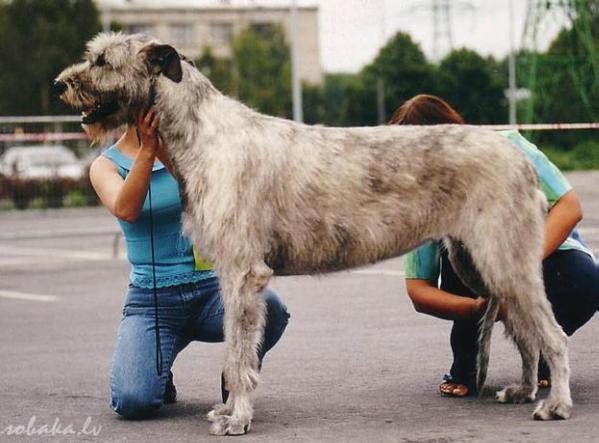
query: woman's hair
388 94 465 126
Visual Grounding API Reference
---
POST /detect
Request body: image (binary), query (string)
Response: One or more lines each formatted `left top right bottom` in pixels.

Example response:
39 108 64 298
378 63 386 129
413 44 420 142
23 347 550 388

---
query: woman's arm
542 189 582 259
89 109 160 222
406 279 486 320
155 138 175 176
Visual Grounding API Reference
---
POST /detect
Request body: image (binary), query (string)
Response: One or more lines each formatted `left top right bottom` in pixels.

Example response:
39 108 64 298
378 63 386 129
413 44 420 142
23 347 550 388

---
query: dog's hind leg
469 244 570 412
496 324 539 404
499 291 571 418
531 314 572 420
461 205 571 419
207 261 273 435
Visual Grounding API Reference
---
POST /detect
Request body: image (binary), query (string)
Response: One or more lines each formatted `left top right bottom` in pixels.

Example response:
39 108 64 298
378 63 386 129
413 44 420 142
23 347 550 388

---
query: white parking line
351 269 405 277
1 245 113 261
0 290 59 302
579 227 599 235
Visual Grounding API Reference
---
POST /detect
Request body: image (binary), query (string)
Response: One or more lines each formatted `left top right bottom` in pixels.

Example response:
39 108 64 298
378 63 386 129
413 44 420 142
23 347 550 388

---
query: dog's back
242 122 535 275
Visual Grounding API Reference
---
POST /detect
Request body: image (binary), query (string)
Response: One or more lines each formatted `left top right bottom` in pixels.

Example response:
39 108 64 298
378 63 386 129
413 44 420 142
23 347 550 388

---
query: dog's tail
476 295 500 395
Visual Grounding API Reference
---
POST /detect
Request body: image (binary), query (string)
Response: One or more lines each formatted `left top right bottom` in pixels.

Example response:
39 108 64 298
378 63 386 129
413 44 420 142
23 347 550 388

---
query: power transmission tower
520 0 598 124
409 0 475 61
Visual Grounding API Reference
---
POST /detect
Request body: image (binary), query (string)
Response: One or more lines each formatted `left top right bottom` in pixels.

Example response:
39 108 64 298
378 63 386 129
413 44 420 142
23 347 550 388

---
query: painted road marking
0 290 58 302
351 269 405 277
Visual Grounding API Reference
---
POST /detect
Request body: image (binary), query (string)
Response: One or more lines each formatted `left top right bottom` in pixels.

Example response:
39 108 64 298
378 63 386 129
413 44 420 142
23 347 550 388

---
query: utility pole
290 0 303 122
409 0 474 62
102 2 110 32
508 0 517 124
377 0 387 125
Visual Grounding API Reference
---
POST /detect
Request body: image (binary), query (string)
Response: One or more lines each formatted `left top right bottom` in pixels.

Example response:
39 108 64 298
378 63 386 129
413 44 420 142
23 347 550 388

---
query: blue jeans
110 277 289 417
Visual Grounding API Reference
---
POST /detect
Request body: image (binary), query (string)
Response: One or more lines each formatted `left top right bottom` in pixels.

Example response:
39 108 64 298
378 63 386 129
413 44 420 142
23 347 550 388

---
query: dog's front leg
207 262 272 435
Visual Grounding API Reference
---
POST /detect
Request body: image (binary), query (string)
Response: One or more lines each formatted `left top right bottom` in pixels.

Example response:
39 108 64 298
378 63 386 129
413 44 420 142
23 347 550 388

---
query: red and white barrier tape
0 132 89 142
480 123 599 131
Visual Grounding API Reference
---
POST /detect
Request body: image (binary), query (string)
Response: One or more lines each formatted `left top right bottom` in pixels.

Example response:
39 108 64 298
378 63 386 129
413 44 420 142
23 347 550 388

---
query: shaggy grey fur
56 33 573 435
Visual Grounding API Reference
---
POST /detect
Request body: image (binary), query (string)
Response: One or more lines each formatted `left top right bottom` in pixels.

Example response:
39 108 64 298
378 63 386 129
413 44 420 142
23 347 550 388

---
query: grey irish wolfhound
56 33 573 435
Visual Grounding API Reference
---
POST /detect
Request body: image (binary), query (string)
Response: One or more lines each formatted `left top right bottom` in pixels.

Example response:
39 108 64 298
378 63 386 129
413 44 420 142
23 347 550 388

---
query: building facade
97 1 322 84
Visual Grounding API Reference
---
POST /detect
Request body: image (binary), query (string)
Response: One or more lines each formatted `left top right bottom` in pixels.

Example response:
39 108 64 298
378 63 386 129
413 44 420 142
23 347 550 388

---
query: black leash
135 124 163 377
148 180 163 376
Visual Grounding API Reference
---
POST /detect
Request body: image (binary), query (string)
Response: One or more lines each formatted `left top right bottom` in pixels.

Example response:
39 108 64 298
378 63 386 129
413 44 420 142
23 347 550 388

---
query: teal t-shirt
404 130 594 281
103 145 215 288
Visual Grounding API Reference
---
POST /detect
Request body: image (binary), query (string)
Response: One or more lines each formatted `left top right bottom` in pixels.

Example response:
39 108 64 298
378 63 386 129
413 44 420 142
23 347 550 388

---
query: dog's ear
143 44 183 83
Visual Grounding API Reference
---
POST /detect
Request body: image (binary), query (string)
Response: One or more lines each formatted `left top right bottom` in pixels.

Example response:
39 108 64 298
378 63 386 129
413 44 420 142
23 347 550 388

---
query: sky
103 0 571 73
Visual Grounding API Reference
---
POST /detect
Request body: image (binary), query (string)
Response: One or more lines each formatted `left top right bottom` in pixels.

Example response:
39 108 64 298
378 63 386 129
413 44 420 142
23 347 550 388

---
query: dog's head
54 32 185 141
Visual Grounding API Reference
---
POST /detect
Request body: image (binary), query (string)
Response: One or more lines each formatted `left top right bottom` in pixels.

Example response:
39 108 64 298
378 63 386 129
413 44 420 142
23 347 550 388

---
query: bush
63 189 88 207
0 174 99 210
0 198 15 211
540 140 599 171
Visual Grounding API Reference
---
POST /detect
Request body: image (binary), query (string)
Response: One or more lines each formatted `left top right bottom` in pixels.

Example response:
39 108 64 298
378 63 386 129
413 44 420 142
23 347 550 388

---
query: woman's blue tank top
102 145 216 288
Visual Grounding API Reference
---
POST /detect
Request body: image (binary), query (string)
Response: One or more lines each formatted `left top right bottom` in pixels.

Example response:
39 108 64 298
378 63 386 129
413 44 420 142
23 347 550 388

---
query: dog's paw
496 385 536 404
207 403 232 421
208 414 251 436
533 398 573 420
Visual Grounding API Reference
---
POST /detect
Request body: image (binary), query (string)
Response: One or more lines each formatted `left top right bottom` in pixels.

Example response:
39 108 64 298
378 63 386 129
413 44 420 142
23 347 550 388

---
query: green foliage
0 174 99 210
195 25 292 118
540 140 599 171
357 32 434 125
233 25 292 117
0 198 16 211
519 3 598 148
63 189 87 207
434 49 507 124
0 0 101 116
196 46 235 94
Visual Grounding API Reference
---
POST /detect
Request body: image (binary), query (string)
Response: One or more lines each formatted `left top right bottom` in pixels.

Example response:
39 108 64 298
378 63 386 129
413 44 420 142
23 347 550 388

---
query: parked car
0 145 84 179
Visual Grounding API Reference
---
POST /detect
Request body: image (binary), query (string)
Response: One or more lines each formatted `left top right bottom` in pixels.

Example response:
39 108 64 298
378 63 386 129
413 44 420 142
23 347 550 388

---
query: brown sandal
439 381 470 397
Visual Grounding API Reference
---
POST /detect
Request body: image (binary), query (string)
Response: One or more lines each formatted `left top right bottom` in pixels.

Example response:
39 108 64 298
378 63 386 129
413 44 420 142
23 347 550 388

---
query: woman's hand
136 107 161 156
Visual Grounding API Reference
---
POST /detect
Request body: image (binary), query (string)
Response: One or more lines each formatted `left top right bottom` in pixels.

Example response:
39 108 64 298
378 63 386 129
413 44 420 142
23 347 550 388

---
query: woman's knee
264 288 290 332
111 387 163 418
260 289 290 355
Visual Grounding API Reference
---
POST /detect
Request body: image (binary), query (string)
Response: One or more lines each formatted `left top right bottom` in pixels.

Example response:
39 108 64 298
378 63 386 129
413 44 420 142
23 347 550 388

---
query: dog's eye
95 54 106 67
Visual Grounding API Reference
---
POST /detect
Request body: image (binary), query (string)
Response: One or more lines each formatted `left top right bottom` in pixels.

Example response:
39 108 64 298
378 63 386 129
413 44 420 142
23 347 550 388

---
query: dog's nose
53 80 67 96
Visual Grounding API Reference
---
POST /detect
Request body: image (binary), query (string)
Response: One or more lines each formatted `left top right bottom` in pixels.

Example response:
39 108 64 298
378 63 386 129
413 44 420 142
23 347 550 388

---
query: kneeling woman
392 94 598 397
89 108 289 417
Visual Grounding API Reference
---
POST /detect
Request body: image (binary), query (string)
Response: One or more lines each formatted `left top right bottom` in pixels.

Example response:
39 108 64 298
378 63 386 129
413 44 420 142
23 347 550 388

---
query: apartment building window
250 23 275 38
170 23 195 47
210 23 233 46
127 24 155 36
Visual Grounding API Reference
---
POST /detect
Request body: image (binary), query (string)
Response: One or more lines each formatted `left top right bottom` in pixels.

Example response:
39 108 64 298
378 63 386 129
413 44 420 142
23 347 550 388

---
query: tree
0 0 101 116
532 10 598 147
434 49 506 124
348 32 435 125
196 46 235 95
232 25 292 118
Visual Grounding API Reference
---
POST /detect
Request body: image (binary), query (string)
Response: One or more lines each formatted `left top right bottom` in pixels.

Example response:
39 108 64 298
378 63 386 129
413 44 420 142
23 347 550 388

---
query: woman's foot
537 356 551 389
439 374 471 397
163 371 177 404
439 381 470 397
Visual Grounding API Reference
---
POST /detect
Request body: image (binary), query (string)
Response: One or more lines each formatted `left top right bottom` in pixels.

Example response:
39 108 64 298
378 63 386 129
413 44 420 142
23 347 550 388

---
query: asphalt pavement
1 171 598 443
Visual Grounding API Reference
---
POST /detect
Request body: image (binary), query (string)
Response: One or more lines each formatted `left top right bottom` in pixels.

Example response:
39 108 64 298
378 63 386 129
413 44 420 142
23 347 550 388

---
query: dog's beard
82 120 126 145
79 104 134 144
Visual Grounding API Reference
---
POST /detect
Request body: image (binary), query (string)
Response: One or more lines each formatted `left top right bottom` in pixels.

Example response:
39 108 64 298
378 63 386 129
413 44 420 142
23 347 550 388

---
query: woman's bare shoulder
89 154 121 188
